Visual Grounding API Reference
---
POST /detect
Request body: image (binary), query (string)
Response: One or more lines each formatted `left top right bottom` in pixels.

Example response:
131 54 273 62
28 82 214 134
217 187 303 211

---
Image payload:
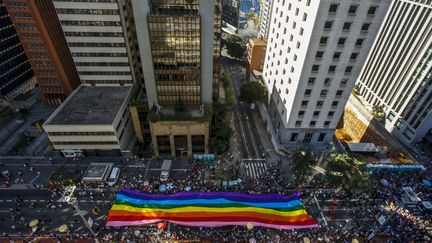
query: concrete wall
150 121 209 157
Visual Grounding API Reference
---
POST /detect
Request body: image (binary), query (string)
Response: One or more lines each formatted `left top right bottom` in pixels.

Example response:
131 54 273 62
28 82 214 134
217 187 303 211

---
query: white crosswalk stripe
244 161 268 178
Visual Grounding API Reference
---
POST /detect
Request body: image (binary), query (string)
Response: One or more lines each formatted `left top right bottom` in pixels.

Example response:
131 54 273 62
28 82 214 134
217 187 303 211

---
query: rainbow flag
106 189 318 229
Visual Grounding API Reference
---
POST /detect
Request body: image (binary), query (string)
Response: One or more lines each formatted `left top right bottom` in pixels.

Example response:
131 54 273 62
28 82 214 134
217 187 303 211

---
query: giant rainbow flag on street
106 189 318 229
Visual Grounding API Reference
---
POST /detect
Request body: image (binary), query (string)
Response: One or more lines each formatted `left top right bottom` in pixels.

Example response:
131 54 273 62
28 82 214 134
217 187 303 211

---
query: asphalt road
223 60 265 159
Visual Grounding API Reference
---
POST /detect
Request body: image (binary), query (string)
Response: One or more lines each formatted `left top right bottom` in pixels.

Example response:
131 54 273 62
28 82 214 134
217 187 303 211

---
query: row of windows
295 120 331 128
328 4 378 16
324 21 371 32
75 62 129 66
49 131 115 136
300 100 339 109
68 42 125 47
56 8 119 15
64 32 123 37
78 71 131 75
311 64 354 74
290 132 326 143
315 51 358 61
72 52 127 57
53 141 118 145
60 20 121 26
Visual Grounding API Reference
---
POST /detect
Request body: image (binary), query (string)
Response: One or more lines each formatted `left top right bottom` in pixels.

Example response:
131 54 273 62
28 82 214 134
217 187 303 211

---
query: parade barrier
106 189 318 230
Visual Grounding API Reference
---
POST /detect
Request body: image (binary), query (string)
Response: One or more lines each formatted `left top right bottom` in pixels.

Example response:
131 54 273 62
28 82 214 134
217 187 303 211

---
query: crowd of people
1 152 431 242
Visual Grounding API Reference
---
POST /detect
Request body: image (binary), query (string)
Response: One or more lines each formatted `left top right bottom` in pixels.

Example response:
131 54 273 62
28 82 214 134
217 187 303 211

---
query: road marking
244 112 260 158
314 195 327 226
39 199 45 202
97 200 102 203
29 175 40 184
6 199 12 202
236 110 250 158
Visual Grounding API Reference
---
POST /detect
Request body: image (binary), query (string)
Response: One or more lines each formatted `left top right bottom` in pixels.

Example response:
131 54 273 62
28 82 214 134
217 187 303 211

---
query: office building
222 0 239 29
52 0 137 85
131 0 222 157
356 0 432 146
258 0 273 38
4 0 80 106
43 85 134 156
261 0 391 147
0 0 35 105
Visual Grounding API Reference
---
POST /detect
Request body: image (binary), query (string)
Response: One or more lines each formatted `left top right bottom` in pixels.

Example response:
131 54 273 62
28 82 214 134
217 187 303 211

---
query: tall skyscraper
4 0 80 106
131 0 222 157
222 0 240 29
52 0 138 86
258 0 274 38
0 0 35 104
356 0 432 146
262 0 391 146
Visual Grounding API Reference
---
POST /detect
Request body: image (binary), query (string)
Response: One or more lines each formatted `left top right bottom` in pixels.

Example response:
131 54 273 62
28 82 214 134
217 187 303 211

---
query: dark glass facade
148 0 202 105
0 0 33 100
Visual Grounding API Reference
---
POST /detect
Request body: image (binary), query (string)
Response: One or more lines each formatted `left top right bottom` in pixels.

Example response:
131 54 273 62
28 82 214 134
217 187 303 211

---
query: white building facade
262 0 391 146
52 0 135 85
357 0 432 146
258 0 274 38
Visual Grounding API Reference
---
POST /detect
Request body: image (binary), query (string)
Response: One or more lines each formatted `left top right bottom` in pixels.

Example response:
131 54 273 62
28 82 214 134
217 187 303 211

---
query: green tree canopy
291 149 318 182
225 34 247 60
239 81 267 103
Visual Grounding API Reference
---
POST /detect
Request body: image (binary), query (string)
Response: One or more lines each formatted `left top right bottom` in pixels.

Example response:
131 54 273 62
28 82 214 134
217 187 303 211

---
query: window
285 88 289 94
331 101 339 108
305 89 312 96
312 65 320 72
328 65 336 73
301 100 308 106
303 133 313 143
345 66 353 73
324 78 332 86
292 21 296 29
295 8 299 16
336 90 343 96
296 41 301 48
308 78 316 84
313 111 320 117
320 37 328 45
299 27 304 35
361 23 371 32
294 54 297 61
295 121 302 127
316 51 324 59
337 38 346 46
316 101 324 108
291 66 295 73
350 53 359 61
329 4 338 13
303 13 307 21
348 5 358 15
306 0 311 6
324 121 331 127
333 52 341 60
320 90 328 97
340 79 348 86
328 111 334 117
318 133 326 142
310 121 316 127
298 111 305 117
343 22 352 31
290 34 294 41
324 21 333 30
290 133 298 142
368 6 378 15
356 38 364 47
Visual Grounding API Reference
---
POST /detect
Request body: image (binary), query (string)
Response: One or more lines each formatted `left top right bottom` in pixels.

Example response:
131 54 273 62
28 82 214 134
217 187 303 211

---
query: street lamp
58 186 99 242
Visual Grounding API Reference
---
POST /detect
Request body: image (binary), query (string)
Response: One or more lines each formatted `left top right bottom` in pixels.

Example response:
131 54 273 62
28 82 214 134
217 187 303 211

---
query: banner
106 189 318 230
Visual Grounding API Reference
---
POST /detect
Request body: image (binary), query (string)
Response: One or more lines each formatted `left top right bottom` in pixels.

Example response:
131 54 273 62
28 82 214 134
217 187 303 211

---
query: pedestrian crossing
244 161 267 178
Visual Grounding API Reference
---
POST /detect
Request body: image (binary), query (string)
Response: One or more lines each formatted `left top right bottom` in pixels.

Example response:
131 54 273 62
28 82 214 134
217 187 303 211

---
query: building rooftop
249 37 267 46
46 85 132 125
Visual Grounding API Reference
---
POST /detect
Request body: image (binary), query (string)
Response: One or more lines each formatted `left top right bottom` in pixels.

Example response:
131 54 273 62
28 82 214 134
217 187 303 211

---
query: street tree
239 81 267 103
291 149 318 182
225 34 247 60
